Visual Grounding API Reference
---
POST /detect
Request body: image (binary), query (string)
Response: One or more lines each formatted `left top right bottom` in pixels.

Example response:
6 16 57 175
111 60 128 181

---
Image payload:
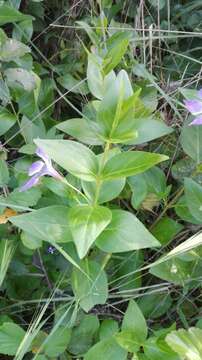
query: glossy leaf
69 205 112 258
166 327 202 360
101 151 168 180
56 118 103 145
10 206 72 244
96 210 160 253
35 139 99 182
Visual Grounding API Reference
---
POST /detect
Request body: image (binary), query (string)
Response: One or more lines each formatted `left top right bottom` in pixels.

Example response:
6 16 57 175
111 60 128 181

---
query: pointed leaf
35 139 98 181
72 260 108 312
69 205 112 258
10 206 72 244
101 151 168 180
96 210 160 253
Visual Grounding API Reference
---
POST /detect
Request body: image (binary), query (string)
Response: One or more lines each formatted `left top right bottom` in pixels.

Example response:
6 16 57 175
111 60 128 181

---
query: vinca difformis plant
0 0 202 359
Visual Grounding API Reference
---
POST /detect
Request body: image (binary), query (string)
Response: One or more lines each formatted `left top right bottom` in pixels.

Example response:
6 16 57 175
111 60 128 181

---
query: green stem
150 186 184 230
94 141 110 206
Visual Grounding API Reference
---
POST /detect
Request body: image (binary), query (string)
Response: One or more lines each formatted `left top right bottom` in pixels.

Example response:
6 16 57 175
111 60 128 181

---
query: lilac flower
184 89 202 125
20 147 63 192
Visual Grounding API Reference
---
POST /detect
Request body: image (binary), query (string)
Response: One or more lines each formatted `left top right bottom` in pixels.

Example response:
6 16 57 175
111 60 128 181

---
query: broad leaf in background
184 178 202 222
68 315 99 355
72 260 108 312
43 327 71 357
35 139 99 181
122 300 148 342
180 118 202 163
84 336 127 360
96 210 160 253
166 327 202 360
0 39 30 62
151 217 183 246
4 68 37 92
101 151 168 180
115 300 148 353
0 107 17 136
10 206 72 244
69 205 112 258
0 4 32 25
0 322 25 355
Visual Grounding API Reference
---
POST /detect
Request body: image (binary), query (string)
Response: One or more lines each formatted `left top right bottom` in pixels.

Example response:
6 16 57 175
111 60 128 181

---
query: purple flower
184 89 202 125
47 246 56 254
19 147 63 192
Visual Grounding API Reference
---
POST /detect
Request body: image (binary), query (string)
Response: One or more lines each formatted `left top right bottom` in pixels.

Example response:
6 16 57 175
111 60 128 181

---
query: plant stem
150 186 184 230
94 141 110 206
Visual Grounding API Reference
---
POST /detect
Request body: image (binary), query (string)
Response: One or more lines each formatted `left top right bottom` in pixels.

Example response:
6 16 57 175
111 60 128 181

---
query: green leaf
57 74 89 95
103 32 130 74
122 300 147 343
115 331 141 353
144 336 179 360
138 292 173 319
0 160 9 186
0 39 30 62
166 327 202 360
149 256 201 286
175 196 201 225
10 206 72 244
72 260 108 312
56 118 103 145
128 119 173 145
101 151 168 180
180 118 202 163
0 107 17 136
68 315 99 355
96 72 140 143
43 327 71 357
96 210 160 253
99 320 119 340
4 68 37 92
35 139 99 182
5 187 41 210
0 322 25 355
84 336 127 360
82 177 125 204
184 178 202 222
151 217 183 246
0 4 32 25
69 205 112 258
21 231 42 250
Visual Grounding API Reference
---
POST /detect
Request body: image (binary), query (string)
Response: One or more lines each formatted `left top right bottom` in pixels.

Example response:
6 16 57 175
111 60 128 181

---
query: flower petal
28 160 44 176
184 99 202 115
36 147 49 163
197 89 202 99
189 116 202 126
19 176 40 192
